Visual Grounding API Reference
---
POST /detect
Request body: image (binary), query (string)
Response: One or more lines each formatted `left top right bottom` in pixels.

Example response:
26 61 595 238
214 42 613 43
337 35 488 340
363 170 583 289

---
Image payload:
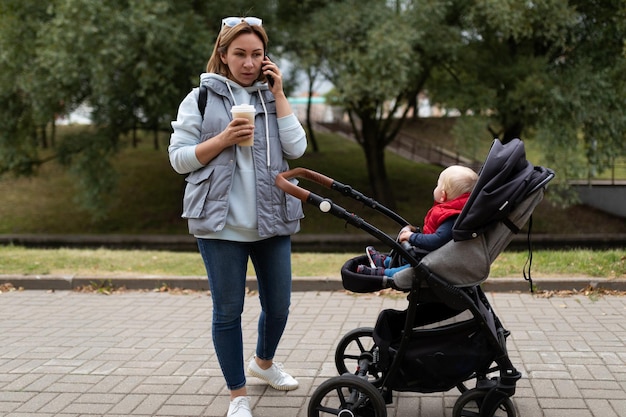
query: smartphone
264 56 274 87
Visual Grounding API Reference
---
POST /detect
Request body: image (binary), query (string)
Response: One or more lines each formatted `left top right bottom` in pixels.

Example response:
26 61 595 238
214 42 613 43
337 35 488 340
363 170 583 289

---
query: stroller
276 139 554 417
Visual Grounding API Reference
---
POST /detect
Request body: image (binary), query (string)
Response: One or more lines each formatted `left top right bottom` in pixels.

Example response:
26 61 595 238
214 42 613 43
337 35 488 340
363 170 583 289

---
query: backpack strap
197 84 207 121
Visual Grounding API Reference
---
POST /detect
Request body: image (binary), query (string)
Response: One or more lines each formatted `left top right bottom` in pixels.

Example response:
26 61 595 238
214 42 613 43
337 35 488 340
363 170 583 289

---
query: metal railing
317 121 482 171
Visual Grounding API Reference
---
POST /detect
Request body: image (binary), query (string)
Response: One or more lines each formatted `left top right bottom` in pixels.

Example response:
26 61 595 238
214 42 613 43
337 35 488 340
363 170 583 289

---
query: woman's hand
263 56 295 119
194 118 254 165
262 56 282 93
224 118 255 146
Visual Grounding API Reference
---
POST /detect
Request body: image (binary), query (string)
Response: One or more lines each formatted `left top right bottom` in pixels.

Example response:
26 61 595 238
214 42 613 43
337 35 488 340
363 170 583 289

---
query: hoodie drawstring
226 82 237 106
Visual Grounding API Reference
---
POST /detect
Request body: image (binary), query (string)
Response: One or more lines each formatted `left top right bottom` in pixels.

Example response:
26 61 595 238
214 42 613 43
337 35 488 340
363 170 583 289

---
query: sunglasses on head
221 17 263 29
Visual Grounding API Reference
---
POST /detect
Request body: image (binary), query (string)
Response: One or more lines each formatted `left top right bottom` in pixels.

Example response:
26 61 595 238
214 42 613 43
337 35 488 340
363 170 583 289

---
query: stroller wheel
335 327 383 386
308 374 387 417
453 388 517 417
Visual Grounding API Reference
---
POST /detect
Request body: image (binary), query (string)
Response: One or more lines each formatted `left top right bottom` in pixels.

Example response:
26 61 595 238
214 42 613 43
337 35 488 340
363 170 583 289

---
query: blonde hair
206 22 269 83
439 165 478 200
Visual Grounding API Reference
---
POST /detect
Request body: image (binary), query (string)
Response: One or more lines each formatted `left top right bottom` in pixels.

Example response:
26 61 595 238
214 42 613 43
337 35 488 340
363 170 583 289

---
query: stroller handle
276 167 409 223
276 167 414 256
275 167 333 206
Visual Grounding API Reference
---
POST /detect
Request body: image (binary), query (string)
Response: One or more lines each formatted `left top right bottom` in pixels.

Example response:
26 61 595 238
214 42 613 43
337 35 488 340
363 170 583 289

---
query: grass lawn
0 246 623 279
0 123 624 236
0 121 624 281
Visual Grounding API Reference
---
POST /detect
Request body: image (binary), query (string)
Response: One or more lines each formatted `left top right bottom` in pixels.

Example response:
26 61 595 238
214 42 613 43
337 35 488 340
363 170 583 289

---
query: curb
1 274 625 293
1 233 625 252
0 275 343 292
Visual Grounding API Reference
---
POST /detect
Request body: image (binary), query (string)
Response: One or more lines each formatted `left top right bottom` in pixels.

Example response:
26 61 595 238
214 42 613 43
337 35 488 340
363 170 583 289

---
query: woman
168 16 307 417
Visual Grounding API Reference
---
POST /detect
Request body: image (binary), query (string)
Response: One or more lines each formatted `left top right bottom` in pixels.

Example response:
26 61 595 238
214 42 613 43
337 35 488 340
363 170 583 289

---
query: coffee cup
230 104 256 146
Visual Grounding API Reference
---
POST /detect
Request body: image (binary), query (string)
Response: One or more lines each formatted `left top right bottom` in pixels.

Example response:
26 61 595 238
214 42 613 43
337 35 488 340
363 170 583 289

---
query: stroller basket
373 308 496 393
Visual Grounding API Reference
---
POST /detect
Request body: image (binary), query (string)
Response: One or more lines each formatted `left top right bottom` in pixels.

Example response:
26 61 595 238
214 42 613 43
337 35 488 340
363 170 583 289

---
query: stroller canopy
410 138 555 288
453 138 554 241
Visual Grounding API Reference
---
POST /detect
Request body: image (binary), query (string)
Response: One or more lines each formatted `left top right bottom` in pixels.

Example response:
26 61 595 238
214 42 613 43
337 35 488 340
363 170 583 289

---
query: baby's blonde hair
439 165 478 200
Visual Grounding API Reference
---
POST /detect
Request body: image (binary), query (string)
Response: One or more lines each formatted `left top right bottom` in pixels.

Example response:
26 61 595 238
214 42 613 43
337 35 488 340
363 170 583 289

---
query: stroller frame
276 139 554 417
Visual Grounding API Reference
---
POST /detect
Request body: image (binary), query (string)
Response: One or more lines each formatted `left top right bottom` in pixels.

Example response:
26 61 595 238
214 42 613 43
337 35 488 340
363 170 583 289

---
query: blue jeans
197 236 292 391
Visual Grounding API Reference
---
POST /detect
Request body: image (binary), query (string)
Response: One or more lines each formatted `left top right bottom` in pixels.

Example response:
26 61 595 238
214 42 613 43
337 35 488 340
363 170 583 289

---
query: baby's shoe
357 265 385 276
366 246 388 268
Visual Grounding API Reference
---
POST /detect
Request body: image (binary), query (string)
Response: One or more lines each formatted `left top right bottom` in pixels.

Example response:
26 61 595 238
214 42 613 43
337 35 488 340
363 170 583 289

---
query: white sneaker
247 358 299 391
227 396 252 417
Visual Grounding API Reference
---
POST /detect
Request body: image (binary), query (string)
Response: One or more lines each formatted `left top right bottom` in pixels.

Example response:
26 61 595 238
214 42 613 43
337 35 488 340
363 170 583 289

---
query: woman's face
220 32 264 87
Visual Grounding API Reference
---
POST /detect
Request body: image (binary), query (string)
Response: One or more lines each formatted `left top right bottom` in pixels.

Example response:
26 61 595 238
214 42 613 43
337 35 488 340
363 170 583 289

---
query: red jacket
423 193 471 234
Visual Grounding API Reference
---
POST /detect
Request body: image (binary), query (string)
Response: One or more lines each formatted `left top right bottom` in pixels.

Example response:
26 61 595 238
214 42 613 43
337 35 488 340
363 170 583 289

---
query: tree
427 0 626 190
286 0 487 208
304 0 430 207
0 0 54 176
286 0 624 209
274 0 345 152
536 0 626 191
1 0 623 218
0 0 296 217
1 0 224 217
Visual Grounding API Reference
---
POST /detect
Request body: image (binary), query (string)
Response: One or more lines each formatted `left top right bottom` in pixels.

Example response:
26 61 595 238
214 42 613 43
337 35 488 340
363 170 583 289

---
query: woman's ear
220 52 228 65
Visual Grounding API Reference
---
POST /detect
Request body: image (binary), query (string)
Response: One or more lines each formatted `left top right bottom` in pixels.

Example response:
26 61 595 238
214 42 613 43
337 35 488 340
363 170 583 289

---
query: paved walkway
0 287 624 416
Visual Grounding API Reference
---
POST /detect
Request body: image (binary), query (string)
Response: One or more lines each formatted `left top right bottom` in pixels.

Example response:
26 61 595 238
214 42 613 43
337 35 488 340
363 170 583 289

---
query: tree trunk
502 121 524 143
360 116 395 210
50 120 56 148
132 121 138 148
153 127 159 150
39 125 48 149
305 77 319 152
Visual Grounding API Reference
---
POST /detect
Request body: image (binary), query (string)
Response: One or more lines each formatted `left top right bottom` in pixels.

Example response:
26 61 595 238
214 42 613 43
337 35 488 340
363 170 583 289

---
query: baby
358 165 478 276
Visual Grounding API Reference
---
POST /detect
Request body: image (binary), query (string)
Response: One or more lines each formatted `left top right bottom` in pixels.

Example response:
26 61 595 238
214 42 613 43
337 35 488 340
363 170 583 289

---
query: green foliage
0 0 624 217
0 1 50 176
309 0 418 115
0 0 218 215
451 115 491 162
56 129 119 218
427 0 626 172
298 1 435 205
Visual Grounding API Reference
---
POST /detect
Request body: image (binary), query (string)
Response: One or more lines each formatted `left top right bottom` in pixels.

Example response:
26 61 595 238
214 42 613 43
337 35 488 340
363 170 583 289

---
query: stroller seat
342 138 554 294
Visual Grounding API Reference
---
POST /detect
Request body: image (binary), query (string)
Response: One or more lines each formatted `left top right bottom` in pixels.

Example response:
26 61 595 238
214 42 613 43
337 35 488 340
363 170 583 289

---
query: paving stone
0 290 624 416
